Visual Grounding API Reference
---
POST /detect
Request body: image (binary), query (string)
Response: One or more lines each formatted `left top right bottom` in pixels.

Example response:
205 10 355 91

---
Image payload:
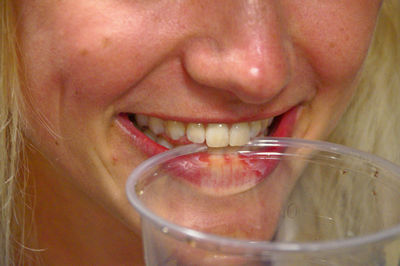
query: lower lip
117 107 298 195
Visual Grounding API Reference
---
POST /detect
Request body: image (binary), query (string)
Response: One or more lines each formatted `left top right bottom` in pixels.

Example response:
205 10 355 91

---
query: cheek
285 0 381 84
19 1 163 117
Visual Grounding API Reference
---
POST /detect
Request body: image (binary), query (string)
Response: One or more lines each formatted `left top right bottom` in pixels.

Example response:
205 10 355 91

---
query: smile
128 114 274 149
117 107 298 157
117 107 298 195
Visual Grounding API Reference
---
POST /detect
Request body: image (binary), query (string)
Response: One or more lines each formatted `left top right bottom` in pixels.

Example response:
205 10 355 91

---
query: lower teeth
156 137 173 149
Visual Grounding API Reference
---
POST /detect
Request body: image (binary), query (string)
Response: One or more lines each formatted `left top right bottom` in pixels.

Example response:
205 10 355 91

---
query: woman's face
17 1 382 234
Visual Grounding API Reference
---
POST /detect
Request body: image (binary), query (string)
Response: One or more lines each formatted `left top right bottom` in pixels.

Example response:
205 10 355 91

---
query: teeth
133 114 275 148
143 129 156 141
250 121 262 138
260 120 269 134
157 137 173 149
135 114 148 127
229 122 250 146
206 124 229 147
148 117 164 135
187 123 205 144
166 121 185 140
267 118 273 127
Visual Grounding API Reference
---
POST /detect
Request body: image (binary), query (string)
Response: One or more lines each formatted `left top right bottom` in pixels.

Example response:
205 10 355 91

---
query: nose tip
225 51 290 104
182 1 291 105
183 35 291 105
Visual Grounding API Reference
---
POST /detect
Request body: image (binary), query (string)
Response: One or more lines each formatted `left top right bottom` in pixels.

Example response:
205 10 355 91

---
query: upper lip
121 105 295 124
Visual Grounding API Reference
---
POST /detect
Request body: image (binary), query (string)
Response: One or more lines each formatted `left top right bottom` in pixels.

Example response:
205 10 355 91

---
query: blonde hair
329 0 400 163
329 1 400 263
0 0 399 265
0 1 25 265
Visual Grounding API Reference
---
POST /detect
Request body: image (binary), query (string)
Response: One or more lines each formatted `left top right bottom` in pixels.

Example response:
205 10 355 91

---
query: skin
15 0 382 264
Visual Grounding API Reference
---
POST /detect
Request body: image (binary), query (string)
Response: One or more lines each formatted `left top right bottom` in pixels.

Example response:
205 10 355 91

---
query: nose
182 1 291 104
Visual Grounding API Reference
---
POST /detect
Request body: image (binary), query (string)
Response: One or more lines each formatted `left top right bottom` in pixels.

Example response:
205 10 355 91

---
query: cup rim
126 137 400 254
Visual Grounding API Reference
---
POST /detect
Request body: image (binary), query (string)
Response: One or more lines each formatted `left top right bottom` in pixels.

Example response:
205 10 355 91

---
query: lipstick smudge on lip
118 107 298 195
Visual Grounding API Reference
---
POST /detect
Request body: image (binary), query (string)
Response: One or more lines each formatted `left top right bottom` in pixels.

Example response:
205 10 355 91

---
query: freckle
374 170 379 178
329 42 336 49
102 37 111 48
80 49 89 56
55 141 59 146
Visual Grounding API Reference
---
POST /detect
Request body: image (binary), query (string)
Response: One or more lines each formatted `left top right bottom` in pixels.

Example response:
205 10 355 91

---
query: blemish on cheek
55 141 59 146
112 155 118 165
80 49 89 56
102 37 111 48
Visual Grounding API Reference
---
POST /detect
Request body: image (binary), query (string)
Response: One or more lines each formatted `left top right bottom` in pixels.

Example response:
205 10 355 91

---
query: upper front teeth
206 123 229 147
134 114 273 148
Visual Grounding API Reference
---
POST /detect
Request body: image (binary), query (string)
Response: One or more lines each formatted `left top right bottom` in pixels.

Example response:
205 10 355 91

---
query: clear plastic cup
126 138 400 265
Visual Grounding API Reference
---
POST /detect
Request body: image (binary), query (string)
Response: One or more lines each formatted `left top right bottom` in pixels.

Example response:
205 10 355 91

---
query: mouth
117 107 299 195
128 114 274 149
